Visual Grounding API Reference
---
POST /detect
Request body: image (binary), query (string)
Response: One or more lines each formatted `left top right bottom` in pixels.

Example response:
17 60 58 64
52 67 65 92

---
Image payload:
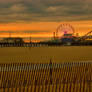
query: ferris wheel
56 23 75 38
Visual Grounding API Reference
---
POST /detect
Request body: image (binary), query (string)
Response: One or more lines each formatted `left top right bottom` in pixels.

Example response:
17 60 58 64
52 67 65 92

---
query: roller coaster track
78 30 92 41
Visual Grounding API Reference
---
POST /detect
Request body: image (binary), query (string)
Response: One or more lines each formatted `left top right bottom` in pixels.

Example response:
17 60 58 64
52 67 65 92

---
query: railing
0 43 50 47
0 42 92 47
0 62 92 92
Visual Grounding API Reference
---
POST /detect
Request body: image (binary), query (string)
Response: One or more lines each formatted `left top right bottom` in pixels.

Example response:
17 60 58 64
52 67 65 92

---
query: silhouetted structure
2 37 24 44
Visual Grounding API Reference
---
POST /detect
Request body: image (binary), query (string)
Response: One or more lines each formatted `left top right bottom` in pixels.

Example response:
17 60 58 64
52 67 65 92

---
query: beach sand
0 46 92 63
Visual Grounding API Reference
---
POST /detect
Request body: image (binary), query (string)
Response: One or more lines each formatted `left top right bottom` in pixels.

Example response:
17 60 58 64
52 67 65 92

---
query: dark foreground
0 62 92 92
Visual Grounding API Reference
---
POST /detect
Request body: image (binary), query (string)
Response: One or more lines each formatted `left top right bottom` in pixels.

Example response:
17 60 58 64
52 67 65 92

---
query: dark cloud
0 0 92 23
0 30 50 33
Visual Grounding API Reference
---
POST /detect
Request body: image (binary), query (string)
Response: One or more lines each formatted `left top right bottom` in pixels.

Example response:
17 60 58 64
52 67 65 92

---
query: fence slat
0 62 91 92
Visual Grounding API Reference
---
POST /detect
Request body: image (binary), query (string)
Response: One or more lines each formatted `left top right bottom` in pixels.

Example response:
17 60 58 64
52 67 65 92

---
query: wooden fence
0 62 92 92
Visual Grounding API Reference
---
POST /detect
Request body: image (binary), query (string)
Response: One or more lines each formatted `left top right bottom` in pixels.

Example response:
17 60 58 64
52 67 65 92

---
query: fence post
34 79 37 92
49 59 52 85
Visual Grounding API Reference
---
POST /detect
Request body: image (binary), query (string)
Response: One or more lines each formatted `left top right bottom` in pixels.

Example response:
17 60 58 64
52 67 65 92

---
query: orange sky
0 21 92 41
0 0 92 42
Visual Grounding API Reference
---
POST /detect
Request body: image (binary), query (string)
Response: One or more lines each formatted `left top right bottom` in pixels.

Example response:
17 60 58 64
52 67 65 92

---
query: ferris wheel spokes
56 23 75 38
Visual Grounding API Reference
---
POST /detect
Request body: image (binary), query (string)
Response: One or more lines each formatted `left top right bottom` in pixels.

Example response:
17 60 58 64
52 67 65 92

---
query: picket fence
0 62 92 92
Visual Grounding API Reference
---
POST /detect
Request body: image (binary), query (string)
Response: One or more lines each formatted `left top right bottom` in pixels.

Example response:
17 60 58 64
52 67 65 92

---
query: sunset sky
0 0 92 41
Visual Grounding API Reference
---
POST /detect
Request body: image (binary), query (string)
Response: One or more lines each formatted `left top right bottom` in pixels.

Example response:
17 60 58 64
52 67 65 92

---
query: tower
53 32 56 40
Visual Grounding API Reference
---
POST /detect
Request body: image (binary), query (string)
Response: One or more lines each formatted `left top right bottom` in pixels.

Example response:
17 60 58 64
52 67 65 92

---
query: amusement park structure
0 23 92 46
78 30 92 41
52 23 76 45
52 23 92 45
56 23 75 38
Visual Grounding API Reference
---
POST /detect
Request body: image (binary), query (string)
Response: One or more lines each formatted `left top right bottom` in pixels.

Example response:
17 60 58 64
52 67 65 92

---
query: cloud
0 0 92 23
46 6 61 12
10 4 27 12
0 30 50 33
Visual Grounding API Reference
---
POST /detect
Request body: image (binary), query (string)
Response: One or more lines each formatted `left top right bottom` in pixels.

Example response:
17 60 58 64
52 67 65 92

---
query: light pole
9 31 11 38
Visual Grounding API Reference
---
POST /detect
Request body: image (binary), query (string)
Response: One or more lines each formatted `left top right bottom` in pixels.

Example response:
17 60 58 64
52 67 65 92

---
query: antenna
30 36 31 43
9 31 11 38
53 32 56 40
